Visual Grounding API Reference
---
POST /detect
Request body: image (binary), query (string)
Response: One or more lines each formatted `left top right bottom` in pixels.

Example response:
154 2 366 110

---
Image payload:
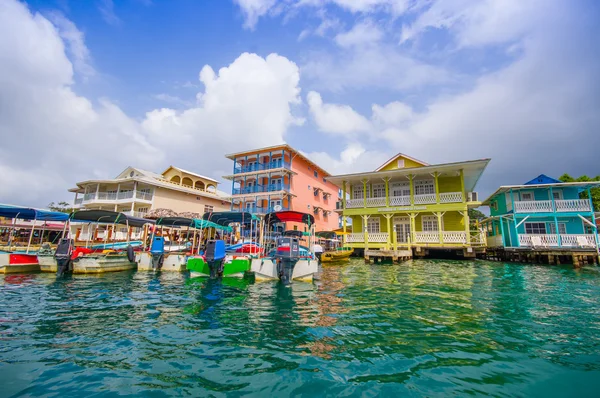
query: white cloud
304 143 386 175
307 91 371 134
233 0 278 29
0 0 303 207
47 12 95 79
334 19 383 48
98 0 120 25
302 44 450 92
400 0 548 47
152 93 192 106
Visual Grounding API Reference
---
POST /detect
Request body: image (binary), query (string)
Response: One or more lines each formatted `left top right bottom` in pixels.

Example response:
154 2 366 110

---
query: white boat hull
250 258 317 282
73 254 136 274
38 254 58 272
136 252 188 271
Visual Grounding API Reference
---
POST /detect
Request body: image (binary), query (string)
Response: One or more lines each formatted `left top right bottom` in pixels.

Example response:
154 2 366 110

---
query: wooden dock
483 247 599 267
364 249 412 263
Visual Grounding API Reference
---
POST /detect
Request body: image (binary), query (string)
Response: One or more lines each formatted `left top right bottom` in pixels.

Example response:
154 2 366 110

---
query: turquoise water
1 259 600 397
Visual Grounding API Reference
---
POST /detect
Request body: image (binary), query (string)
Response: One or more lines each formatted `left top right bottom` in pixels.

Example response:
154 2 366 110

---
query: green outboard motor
150 236 165 271
205 240 226 279
274 237 300 285
55 238 74 277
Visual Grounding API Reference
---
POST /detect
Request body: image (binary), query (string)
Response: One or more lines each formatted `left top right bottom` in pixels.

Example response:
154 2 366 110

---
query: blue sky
1 0 599 206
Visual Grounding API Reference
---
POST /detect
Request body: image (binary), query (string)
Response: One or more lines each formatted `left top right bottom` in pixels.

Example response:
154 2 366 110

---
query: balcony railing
232 183 290 195
442 231 467 244
368 232 388 242
514 199 591 213
74 198 83 205
555 199 591 212
414 232 440 243
81 190 153 204
439 192 463 203
347 233 365 243
414 194 436 204
519 234 596 248
366 197 386 208
345 199 364 208
234 160 291 174
390 196 410 206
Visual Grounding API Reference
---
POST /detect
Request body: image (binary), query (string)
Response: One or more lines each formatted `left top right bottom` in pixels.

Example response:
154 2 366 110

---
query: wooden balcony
518 234 596 248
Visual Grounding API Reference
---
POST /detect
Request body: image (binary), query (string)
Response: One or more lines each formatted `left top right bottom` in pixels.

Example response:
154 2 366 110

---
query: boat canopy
264 211 315 225
0 204 69 221
156 217 194 227
70 210 154 228
202 212 259 226
193 218 232 231
316 231 337 239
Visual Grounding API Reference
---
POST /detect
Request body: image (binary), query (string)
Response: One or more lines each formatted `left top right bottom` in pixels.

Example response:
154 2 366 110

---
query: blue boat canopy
0 204 69 221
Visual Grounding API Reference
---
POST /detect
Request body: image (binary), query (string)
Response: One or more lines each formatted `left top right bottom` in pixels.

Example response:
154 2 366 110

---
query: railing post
342 181 347 210
464 210 471 245
434 172 440 205
363 180 368 208
384 178 390 207
437 212 443 244
409 175 415 205
460 169 465 202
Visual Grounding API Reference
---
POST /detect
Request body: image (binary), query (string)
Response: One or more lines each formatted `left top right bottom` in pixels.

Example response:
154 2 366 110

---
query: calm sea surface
1 259 600 397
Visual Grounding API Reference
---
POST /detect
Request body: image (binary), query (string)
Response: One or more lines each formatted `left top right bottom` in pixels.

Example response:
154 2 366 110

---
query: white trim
375 152 429 171
551 189 563 200
367 217 380 233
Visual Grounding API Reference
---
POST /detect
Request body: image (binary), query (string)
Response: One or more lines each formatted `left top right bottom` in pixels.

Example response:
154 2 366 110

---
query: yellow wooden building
327 153 490 258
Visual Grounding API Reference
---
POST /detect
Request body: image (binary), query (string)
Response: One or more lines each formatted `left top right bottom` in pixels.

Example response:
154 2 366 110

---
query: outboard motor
274 237 300 285
55 238 74 277
150 236 165 271
205 240 226 279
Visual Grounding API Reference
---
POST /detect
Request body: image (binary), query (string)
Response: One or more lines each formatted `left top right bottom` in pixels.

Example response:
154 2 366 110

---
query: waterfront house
481 174 600 250
70 166 231 217
222 144 339 231
327 153 490 258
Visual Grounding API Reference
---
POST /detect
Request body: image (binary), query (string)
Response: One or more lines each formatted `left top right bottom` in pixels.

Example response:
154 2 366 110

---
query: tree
47 201 74 213
559 174 600 211
468 208 486 227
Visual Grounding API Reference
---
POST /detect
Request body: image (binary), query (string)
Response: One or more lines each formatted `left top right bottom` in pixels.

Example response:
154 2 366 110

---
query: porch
345 230 485 247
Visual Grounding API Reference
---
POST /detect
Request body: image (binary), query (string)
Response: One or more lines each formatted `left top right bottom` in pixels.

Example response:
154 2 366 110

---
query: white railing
390 196 411 206
347 233 365 243
559 234 596 247
366 197 386 207
414 194 436 204
514 200 552 213
414 232 440 243
97 192 118 201
136 191 153 201
439 192 463 203
346 199 364 208
74 198 83 205
83 193 95 201
486 235 504 247
519 234 559 247
117 191 134 200
442 231 467 243
368 232 388 242
470 233 486 245
555 199 591 212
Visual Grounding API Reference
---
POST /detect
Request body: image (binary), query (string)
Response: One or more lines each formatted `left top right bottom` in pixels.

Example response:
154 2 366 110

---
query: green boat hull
186 257 250 278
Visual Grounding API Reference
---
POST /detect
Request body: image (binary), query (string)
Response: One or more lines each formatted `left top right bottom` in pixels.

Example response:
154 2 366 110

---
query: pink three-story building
223 144 340 232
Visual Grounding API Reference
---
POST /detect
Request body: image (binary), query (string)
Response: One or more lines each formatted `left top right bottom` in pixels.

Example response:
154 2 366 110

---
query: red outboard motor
55 238 74 276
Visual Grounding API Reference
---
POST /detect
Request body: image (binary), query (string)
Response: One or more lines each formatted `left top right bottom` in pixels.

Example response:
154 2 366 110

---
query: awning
316 231 337 239
264 211 315 225
71 210 154 227
156 217 195 227
202 212 259 226
193 218 232 232
0 204 69 221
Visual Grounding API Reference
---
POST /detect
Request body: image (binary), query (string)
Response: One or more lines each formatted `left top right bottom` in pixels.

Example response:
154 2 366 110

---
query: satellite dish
274 205 282 211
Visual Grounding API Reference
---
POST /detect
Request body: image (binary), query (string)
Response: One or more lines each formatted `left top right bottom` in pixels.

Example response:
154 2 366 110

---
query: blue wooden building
481 175 600 251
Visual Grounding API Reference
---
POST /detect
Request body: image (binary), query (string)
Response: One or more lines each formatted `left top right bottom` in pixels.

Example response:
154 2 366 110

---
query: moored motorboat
70 210 153 274
0 205 69 274
251 211 318 283
315 231 353 263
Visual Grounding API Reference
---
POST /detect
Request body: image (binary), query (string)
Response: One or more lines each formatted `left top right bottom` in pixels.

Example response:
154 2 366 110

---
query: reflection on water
1 260 600 396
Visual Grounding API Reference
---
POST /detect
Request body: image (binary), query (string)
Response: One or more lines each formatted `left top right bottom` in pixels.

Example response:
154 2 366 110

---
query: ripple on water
1 261 600 396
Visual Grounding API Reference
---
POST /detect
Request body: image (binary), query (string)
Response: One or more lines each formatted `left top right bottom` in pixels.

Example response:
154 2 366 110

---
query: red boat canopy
264 211 315 225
